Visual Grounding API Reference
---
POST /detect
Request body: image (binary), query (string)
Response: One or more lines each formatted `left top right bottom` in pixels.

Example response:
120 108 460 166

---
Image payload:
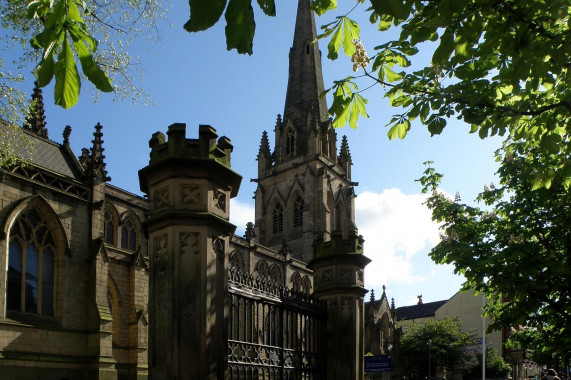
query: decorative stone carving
181 184 201 205
212 237 224 259
213 189 227 212
154 234 168 275
154 187 169 210
180 232 200 256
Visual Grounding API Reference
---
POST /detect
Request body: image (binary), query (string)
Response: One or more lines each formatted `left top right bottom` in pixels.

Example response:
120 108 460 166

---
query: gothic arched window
105 207 119 245
291 272 302 292
285 129 295 156
121 215 137 251
272 204 284 234
8 209 55 316
293 196 304 228
270 264 283 286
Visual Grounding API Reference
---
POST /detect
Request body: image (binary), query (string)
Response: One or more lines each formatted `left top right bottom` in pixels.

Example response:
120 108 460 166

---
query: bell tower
254 0 357 263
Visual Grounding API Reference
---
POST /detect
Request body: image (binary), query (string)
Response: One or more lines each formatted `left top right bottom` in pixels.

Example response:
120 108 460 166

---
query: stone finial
339 135 352 163
245 222 256 241
23 82 48 138
279 239 291 257
370 289 375 302
79 148 90 169
87 122 110 181
258 131 271 158
391 297 395 311
63 125 72 145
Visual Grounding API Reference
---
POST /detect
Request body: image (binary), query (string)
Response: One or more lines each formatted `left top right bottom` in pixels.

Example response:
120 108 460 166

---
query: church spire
283 0 328 122
23 82 48 138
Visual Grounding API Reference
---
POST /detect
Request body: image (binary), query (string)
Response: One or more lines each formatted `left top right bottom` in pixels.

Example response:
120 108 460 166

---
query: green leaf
313 0 337 16
26 0 50 19
72 39 113 93
224 0 256 55
432 30 454 66
370 0 408 21
184 0 227 32
427 116 446 136
348 94 369 128
54 36 80 108
342 18 360 57
327 23 342 60
387 118 410 140
454 33 470 60
67 0 82 22
540 133 561 155
332 98 351 128
256 0 275 16
33 50 55 87
384 66 403 82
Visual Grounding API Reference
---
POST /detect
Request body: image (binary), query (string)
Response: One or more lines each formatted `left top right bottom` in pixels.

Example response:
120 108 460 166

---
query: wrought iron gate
227 269 327 379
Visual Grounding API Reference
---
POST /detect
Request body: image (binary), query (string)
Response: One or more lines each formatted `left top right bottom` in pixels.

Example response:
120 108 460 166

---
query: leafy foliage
400 316 475 380
465 349 511 380
418 135 571 356
185 0 276 54
0 0 165 115
317 0 571 148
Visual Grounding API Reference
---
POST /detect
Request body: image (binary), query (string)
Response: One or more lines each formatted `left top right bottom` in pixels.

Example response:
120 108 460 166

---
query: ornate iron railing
227 268 327 379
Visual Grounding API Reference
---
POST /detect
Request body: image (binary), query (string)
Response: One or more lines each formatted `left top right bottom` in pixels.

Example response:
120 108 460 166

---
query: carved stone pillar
139 124 242 380
308 231 371 380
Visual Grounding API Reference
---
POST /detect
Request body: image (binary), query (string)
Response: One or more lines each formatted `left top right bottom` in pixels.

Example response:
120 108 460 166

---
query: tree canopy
465 349 511 380
7 1 571 155
0 0 166 120
399 316 474 380
418 135 571 358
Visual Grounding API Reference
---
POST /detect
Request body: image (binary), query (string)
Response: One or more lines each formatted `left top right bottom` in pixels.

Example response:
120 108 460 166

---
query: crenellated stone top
312 230 364 259
148 123 234 168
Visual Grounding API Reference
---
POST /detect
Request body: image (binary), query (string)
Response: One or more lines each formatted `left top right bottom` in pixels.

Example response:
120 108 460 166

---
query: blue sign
365 355 392 373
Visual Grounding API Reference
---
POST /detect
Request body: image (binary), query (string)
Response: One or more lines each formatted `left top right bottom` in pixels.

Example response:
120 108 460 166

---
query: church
0 0 376 379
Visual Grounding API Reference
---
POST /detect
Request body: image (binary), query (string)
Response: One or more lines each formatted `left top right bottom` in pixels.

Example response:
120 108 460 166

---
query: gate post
308 231 371 380
139 124 242 379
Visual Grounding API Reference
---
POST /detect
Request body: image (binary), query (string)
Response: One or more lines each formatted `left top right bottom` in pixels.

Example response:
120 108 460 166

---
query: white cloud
230 198 256 237
355 189 441 290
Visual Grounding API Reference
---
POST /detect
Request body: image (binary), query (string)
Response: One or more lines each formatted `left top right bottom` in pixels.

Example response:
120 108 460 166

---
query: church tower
254 0 357 263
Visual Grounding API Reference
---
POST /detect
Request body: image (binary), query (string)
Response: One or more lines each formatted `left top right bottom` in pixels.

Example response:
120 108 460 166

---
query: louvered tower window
293 197 304 227
272 204 284 234
285 129 295 156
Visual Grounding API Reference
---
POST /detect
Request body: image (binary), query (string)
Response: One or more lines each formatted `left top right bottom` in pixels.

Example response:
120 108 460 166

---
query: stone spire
23 82 48 138
338 135 352 178
87 123 110 181
258 130 271 158
283 0 328 122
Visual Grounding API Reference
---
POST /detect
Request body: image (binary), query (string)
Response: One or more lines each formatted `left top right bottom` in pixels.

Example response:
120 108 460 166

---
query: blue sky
7 1 502 306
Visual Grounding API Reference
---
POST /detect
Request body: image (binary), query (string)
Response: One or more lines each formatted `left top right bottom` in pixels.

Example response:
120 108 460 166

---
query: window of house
293 197 304 227
272 204 284 234
8 209 55 316
285 129 295 156
121 216 137 251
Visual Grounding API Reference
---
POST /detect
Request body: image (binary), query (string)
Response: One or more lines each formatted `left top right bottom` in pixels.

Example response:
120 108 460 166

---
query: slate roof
5 122 83 180
396 300 447 321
